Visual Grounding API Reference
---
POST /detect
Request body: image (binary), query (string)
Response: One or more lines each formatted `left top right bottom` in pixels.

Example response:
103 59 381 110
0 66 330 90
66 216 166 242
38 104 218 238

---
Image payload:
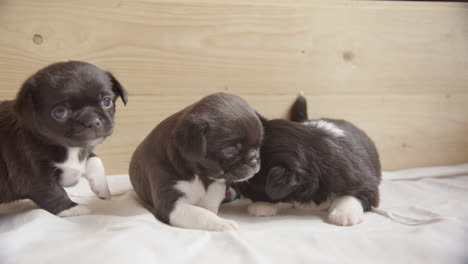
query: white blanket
2 164 468 264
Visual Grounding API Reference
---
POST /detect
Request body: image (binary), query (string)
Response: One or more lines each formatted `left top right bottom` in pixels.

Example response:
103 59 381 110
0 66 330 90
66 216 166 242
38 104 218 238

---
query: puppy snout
246 149 260 166
248 158 259 167
83 117 102 129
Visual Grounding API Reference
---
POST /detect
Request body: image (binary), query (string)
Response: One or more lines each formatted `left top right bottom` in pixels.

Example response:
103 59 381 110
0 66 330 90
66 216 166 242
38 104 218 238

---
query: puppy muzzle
226 161 261 183
68 111 113 144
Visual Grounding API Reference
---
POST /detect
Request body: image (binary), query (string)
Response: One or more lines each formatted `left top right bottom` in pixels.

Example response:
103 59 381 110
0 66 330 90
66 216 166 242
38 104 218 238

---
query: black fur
289 94 308 123
0 61 127 214
236 95 381 212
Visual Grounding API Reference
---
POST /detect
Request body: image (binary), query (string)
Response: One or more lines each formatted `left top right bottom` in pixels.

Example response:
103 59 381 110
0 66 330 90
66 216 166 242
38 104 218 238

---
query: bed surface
1 164 468 264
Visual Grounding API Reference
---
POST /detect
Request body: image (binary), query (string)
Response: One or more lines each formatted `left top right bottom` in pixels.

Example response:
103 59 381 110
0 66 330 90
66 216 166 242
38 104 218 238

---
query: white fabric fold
1 164 468 264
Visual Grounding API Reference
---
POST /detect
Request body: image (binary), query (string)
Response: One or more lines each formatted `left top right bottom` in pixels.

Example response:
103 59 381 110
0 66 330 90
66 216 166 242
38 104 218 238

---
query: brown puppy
130 93 263 231
0 61 127 216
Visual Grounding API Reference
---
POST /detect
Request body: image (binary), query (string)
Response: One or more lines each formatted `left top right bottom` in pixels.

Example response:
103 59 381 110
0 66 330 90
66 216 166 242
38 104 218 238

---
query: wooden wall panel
0 0 467 174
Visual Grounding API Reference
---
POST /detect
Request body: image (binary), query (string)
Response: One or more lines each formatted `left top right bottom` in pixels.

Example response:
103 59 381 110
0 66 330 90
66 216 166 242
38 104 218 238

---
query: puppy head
253 119 318 202
175 93 263 183
15 61 128 148
264 165 302 201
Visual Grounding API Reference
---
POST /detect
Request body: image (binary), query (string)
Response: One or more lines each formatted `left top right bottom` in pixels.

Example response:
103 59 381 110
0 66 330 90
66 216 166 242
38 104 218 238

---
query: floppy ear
14 77 36 119
256 111 268 125
265 165 301 201
106 72 128 106
175 118 208 160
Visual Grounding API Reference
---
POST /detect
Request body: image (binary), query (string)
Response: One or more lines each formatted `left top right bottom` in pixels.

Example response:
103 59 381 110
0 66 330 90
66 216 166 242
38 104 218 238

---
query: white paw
169 202 239 232
85 157 111 200
92 183 111 200
198 181 226 214
88 178 111 200
328 208 363 226
327 196 364 226
206 218 240 232
58 205 91 217
248 202 278 217
293 202 311 210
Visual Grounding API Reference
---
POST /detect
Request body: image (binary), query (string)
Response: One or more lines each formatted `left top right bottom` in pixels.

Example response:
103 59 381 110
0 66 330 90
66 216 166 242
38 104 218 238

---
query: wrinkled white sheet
1 164 468 264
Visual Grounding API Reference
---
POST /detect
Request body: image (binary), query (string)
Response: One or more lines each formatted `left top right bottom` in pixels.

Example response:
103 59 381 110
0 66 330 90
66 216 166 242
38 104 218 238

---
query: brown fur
129 93 263 224
0 61 127 214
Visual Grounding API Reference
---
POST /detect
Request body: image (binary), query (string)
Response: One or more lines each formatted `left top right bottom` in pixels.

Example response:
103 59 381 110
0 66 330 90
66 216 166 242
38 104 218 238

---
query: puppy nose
246 149 257 159
84 118 102 128
248 158 259 167
246 149 259 166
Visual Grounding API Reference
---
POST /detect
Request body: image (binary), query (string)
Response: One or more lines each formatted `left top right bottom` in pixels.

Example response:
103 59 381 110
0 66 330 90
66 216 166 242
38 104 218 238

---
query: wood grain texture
0 0 467 174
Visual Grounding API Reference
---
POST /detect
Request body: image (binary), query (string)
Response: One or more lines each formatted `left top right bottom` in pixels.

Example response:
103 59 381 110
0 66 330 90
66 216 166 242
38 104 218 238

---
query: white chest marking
55 147 86 187
170 175 236 231
304 120 346 137
174 175 227 211
173 175 207 205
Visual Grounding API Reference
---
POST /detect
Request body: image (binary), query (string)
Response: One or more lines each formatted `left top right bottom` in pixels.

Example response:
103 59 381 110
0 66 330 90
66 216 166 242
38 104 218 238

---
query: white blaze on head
304 120 346 137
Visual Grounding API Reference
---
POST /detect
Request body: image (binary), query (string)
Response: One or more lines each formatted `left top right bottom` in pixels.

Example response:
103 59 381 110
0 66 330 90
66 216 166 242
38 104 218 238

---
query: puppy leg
222 186 239 204
327 196 364 226
248 202 278 217
84 154 111 200
169 201 239 232
198 181 226 214
0 157 14 204
30 183 91 216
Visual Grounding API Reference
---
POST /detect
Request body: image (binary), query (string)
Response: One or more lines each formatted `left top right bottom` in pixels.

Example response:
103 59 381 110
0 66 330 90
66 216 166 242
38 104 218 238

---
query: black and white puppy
130 93 263 231
235 94 381 226
0 61 128 216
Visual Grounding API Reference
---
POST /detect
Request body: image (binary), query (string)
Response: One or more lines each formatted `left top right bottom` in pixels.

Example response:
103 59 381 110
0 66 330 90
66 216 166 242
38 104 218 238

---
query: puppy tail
289 91 308 122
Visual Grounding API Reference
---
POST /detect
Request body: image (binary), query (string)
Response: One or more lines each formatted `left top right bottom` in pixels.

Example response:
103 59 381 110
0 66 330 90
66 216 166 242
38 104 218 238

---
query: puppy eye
52 106 70 120
101 96 113 108
222 146 239 158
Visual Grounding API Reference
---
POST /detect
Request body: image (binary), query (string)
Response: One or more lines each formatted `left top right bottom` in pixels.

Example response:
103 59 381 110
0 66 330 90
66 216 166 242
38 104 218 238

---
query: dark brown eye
101 96 113 108
52 106 70 120
223 146 239 158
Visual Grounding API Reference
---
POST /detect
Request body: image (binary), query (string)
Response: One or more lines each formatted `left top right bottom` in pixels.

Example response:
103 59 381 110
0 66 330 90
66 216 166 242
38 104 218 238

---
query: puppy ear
175 118 208 160
265 166 301 201
14 77 36 118
256 111 268 125
106 72 128 106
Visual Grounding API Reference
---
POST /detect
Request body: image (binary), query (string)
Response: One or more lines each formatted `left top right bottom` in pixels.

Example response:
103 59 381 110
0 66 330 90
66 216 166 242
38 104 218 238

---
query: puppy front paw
89 180 111 200
328 208 363 226
207 218 240 232
58 205 92 217
327 196 364 226
248 202 278 217
85 156 111 200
